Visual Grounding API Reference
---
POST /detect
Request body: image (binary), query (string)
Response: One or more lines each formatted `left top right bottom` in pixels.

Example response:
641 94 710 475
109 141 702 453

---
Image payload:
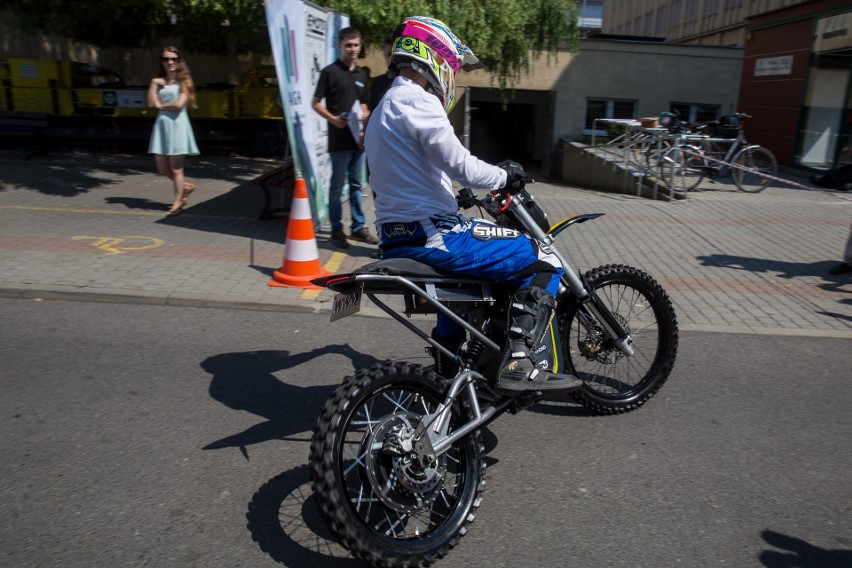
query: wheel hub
363 413 447 514
579 313 630 364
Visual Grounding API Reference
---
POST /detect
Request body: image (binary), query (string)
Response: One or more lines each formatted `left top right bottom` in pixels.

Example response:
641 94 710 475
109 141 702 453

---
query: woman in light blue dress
148 46 199 217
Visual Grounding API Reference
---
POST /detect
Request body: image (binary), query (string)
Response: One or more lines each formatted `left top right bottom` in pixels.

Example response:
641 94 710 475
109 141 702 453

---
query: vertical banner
265 0 349 225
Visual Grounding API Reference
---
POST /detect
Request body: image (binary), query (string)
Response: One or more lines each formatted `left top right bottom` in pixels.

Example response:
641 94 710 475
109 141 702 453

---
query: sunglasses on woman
161 56 180 62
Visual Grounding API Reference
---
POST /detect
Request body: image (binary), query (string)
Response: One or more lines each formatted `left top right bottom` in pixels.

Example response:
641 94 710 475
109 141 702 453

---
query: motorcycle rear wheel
310 362 485 568
559 264 679 414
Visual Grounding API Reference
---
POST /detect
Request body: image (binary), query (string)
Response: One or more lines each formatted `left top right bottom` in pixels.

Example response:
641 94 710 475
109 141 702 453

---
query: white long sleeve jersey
364 76 507 225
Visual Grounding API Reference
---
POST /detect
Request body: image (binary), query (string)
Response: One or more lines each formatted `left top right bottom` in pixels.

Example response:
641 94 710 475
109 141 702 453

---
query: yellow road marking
71 236 165 254
300 250 348 300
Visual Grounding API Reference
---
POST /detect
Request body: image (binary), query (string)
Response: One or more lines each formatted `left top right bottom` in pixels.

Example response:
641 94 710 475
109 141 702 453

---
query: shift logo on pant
472 225 520 241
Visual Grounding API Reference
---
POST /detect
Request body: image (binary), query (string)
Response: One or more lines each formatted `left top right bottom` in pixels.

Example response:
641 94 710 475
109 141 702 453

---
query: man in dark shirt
312 27 378 249
368 34 394 112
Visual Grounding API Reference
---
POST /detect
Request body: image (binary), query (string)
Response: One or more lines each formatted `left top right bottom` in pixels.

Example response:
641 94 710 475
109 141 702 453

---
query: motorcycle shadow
200 345 382 455
248 432 502 568
528 393 599 417
247 464 364 566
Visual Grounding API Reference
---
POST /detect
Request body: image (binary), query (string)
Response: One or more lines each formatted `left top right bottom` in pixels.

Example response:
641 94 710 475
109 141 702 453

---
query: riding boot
495 287 582 392
430 328 466 378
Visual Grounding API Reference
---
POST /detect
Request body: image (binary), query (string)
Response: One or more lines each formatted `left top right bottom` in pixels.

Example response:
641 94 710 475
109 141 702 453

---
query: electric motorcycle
309 175 679 567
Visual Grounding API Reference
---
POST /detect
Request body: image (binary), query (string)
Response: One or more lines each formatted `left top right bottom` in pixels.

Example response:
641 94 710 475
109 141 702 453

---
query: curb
4 285 852 339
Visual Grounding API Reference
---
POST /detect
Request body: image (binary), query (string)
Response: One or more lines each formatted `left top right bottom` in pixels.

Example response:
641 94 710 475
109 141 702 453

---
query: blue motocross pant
378 212 563 337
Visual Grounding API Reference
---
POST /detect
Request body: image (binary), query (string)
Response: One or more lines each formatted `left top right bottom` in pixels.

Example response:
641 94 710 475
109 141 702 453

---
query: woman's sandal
181 182 196 206
165 205 184 217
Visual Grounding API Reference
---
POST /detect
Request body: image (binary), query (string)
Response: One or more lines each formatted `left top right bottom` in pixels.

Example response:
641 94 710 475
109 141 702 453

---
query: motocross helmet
389 16 482 113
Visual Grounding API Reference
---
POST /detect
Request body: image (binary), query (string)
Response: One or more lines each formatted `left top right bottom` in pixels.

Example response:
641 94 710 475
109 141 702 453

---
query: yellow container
10 87 54 113
54 88 75 116
8 58 60 88
234 88 283 119
194 90 233 119
72 88 115 115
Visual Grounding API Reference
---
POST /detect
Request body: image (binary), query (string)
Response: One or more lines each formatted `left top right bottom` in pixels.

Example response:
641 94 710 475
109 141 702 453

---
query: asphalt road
1 298 850 568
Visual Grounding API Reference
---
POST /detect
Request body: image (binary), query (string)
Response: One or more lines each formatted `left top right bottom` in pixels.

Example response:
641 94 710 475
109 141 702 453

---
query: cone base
268 267 331 289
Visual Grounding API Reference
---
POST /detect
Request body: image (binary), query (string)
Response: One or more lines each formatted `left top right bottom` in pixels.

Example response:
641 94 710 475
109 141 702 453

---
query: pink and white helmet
390 16 481 113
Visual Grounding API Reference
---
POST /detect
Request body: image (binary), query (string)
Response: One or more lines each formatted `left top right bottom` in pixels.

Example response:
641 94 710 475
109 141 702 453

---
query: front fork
410 201 636 464
571 285 636 357
508 198 636 358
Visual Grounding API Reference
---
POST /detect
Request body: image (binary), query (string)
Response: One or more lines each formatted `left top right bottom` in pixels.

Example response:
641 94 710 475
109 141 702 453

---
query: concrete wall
550 39 742 144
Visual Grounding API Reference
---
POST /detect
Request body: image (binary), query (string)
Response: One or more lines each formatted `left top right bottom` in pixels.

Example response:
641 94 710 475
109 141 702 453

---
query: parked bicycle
657 113 778 193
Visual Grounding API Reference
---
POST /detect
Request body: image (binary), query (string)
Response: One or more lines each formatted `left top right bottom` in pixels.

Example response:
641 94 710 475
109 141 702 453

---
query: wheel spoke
565 269 673 401
329 381 477 542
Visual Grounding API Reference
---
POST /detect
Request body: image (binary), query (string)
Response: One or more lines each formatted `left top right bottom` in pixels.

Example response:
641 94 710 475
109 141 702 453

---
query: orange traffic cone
268 177 331 289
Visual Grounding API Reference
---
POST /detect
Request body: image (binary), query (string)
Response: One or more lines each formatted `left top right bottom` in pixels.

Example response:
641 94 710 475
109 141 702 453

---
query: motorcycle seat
352 258 491 283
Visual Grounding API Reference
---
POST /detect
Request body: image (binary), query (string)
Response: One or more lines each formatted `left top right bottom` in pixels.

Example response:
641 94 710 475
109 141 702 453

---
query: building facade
740 1 851 170
603 0 813 46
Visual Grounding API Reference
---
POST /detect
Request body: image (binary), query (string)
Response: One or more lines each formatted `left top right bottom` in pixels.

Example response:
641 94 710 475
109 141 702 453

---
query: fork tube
510 200 635 357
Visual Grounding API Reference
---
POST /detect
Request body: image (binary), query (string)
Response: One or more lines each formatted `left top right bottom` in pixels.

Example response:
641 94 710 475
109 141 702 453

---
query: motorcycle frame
327 190 638 464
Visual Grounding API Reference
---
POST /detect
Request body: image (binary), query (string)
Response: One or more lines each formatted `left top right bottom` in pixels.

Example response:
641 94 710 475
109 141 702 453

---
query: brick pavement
1 151 850 338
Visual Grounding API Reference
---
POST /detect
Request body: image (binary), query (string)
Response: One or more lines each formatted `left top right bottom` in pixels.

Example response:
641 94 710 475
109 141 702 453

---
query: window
670 102 720 124
584 98 637 133
578 0 603 29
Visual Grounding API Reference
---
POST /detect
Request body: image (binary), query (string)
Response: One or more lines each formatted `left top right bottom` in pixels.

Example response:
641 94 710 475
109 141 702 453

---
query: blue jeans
328 150 366 232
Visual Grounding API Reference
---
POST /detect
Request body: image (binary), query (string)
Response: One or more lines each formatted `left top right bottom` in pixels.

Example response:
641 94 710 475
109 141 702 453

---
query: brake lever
456 187 479 209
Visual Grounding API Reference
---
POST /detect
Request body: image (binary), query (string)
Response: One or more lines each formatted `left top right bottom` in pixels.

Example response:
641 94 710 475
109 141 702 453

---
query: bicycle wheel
622 132 653 167
659 145 706 192
643 138 671 170
732 146 777 192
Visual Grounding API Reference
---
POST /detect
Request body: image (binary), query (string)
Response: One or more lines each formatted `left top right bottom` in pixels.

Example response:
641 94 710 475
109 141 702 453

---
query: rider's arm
405 93 507 190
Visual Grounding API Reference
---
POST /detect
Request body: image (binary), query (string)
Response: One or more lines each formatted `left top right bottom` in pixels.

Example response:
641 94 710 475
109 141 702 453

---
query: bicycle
658 113 778 193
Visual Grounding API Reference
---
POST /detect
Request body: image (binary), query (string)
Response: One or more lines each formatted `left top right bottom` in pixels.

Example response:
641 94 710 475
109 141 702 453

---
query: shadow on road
247 464 365 567
696 254 842 280
760 529 852 567
200 345 381 457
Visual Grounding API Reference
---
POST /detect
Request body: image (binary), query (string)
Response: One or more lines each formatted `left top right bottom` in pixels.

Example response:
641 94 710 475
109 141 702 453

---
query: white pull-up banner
265 0 349 224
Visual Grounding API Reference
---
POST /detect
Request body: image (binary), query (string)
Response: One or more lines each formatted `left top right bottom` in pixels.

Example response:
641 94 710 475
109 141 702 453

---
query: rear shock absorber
461 337 485 369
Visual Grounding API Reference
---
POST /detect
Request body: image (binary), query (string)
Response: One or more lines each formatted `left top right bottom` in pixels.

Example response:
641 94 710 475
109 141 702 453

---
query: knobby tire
559 264 679 414
310 361 486 568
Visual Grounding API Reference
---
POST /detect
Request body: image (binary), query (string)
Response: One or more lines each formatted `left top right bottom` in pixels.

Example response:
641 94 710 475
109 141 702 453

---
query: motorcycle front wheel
310 362 485 568
558 264 679 414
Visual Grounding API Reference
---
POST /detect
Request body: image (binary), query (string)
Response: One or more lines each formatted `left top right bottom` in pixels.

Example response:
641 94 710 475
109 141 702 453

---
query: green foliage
0 0 577 87
324 0 577 89
0 0 269 54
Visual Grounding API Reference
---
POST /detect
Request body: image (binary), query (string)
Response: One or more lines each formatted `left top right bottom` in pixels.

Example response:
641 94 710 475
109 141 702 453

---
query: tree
324 0 577 89
0 0 577 88
0 0 269 54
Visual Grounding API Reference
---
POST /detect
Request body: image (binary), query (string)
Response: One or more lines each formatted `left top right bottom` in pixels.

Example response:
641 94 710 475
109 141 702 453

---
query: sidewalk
1 151 850 338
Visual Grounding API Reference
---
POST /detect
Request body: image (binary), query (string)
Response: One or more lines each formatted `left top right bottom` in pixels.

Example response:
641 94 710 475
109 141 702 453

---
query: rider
364 16 579 392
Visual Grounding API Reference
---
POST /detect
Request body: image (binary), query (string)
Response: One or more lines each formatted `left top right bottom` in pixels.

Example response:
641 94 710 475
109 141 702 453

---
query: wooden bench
0 110 50 159
250 157 295 220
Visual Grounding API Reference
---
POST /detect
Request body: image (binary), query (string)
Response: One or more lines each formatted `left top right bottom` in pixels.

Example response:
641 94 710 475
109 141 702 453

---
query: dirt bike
309 176 679 567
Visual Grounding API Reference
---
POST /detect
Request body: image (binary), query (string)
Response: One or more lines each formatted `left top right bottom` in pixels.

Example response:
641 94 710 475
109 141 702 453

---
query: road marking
300 251 348 300
71 236 164 254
